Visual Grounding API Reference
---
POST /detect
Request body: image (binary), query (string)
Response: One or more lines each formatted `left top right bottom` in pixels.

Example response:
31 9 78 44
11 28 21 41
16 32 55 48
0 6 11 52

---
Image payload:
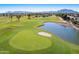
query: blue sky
0 4 79 13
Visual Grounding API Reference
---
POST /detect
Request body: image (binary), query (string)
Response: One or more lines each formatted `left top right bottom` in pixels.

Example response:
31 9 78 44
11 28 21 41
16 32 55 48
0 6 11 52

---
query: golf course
0 15 79 54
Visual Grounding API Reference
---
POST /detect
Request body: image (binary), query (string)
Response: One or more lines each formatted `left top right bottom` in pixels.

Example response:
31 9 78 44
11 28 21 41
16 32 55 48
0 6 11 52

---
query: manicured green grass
10 30 52 51
0 16 79 54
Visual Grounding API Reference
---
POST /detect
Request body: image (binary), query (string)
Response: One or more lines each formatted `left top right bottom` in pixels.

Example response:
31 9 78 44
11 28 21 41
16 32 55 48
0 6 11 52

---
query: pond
39 22 79 45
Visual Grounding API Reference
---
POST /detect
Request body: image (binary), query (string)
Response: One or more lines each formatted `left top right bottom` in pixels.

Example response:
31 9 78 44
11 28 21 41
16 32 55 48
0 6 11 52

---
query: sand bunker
38 32 52 37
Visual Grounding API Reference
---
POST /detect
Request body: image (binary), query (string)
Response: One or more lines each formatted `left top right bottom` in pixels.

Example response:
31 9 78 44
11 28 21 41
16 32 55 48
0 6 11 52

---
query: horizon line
0 9 78 13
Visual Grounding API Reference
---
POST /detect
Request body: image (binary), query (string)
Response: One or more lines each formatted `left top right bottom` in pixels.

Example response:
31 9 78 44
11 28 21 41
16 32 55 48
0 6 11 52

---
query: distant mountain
38 9 79 14
0 9 79 14
6 11 32 15
55 9 79 14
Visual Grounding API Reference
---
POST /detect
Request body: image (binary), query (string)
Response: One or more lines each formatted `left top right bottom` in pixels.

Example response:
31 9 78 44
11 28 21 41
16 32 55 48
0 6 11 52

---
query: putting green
9 30 52 51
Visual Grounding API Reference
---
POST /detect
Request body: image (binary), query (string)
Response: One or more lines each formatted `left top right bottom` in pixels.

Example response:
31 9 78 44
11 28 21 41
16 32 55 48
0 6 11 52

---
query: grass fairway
0 16 79 54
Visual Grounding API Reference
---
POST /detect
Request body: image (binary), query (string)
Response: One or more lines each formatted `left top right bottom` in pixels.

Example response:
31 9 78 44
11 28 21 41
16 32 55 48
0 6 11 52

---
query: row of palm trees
8 14 31 22
9 15 22 22
0 13 52 22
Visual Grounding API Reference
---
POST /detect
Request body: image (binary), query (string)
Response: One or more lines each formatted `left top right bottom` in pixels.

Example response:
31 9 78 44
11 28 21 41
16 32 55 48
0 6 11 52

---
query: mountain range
54 9 79 14
1 9 79 14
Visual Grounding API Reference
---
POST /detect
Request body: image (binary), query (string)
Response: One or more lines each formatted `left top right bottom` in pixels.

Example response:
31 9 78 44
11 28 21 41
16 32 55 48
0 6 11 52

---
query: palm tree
9 15 13 22
16 15 21 21
27 14 31 19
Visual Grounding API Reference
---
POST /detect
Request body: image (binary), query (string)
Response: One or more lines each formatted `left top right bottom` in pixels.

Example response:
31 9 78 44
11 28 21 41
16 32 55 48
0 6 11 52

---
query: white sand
38 32 52 37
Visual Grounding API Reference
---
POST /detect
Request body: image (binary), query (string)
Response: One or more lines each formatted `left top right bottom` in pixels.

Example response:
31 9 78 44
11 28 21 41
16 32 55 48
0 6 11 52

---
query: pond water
39 22 79 45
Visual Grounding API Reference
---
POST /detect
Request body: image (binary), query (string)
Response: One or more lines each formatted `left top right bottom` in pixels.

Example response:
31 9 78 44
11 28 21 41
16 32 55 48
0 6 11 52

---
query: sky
0 4 79 13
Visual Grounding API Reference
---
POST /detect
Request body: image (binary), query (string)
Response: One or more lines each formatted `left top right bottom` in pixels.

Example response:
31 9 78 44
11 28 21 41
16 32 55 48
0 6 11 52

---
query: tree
16 15 21 21
42 14 46 17
27 14 31 19
9 15 13 22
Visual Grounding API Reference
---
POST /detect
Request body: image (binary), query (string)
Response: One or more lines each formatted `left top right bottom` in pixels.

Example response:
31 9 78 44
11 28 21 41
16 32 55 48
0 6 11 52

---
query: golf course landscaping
0 15 79 54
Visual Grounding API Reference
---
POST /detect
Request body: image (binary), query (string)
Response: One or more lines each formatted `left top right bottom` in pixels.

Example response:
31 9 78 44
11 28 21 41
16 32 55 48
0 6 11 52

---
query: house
76 17 79 22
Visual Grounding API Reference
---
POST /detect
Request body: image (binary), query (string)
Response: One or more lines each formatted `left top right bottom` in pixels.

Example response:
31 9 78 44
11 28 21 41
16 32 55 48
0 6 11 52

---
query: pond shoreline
58 17 79 31
69 21 79 31
39 20 79 45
